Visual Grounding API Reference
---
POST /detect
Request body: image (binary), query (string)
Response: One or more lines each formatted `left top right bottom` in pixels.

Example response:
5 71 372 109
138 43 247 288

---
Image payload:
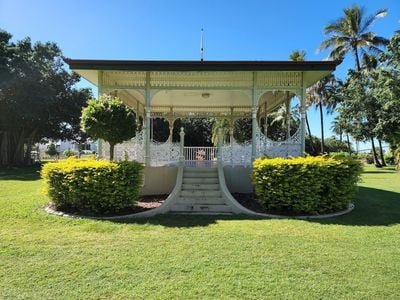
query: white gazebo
66 59 338 215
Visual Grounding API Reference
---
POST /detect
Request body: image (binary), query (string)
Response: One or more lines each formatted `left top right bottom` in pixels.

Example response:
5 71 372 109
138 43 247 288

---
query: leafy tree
171 118 213 146
233 118 252 143
81 97 137 160
0 30 91 166
45 143 59 158
339 70 383 166
324 137 352 153
319 4 388 71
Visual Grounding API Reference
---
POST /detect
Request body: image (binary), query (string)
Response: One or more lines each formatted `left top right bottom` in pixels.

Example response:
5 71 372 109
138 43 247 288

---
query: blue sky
1 0 399 148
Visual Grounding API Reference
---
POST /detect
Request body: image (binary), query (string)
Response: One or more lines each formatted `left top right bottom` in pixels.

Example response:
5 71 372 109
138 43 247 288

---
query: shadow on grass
111 214 264 228
309 186 400 227
111 186 400 228
0 165 41 181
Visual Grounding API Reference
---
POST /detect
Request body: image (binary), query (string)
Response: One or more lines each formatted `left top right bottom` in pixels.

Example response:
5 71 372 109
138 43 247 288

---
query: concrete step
184 172 218 178
183 177 219 184
180 190 222 197
184 167 217 173
181 183 220 190
170 204 232 213
175 197 226 205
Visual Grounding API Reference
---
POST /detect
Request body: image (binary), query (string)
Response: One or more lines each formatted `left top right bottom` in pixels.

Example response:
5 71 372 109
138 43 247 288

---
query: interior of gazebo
106 88 302 167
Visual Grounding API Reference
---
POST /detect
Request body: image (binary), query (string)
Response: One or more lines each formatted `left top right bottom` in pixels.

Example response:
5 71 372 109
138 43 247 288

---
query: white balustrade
100 125 302 166
184 147 218 161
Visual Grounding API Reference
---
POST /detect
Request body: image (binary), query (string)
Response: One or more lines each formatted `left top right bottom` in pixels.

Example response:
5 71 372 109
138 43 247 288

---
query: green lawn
0 164 399 299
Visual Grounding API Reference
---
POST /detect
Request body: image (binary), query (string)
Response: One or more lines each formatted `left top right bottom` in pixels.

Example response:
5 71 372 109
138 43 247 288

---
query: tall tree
0 30 91 166
319 4 388 71
306 75 342 153
81 97 137 161
339 70 382 167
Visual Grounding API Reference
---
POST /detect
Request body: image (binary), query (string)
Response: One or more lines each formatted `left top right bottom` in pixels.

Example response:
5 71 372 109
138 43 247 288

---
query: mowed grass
0 164 399 299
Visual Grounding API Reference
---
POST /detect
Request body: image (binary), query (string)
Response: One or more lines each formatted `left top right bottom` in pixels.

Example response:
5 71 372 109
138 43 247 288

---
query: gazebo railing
184 146 218 161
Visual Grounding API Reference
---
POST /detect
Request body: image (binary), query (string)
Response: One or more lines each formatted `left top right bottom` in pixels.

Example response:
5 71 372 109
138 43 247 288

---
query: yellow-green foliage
252 156 363 215
41 158 143 215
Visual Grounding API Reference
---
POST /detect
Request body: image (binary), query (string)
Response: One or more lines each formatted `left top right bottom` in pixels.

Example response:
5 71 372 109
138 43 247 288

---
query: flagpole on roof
200 28 204 62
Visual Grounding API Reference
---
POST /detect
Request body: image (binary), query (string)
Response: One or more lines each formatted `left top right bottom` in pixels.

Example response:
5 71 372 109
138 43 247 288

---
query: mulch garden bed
46 194 168 217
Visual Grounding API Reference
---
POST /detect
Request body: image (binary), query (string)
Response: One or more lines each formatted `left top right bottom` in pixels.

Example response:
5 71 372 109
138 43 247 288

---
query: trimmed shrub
63 148 77 158
252 156 363 215
41 158 143 215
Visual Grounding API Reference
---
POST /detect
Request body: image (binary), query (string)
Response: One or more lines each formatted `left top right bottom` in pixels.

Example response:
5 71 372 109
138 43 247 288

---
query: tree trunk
109 143 115 161
354 47 361 72
13 131 25 165
339 129 343 143
371 137 382 168
0 132 9 166
319 104 325 154
305 113 315 154
346 134 351 154
306 113 312 137
378 139 386 167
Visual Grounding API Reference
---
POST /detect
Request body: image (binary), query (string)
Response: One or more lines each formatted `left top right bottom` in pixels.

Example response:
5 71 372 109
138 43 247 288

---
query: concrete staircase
170 167 232 213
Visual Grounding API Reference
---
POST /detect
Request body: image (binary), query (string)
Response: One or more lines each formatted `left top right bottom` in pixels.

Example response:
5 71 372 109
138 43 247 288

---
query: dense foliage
252 156 363 215
41 158 143 215
0 30 91 166
81 97 137 160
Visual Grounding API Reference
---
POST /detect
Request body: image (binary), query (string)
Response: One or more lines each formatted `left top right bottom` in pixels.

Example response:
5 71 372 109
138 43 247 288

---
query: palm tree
288 50 313 145
331 116 352 154
211 118 230 146
331 118 344 142
319 4 388 71
289 50 306 62
307 75 342 153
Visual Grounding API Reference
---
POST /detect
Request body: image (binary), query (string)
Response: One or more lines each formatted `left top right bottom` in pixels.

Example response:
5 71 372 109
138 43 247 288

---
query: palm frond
360 8 388 33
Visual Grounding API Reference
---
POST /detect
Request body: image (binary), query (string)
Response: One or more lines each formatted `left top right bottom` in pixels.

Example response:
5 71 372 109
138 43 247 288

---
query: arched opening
258 91 300 142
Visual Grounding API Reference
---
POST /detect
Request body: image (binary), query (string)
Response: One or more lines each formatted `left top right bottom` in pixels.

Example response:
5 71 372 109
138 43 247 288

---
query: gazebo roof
64 58 339 72
65 58 340 118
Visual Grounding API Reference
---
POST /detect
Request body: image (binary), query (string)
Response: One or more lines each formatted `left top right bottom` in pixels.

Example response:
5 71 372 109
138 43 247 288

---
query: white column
300 75 307 156
97 71 103 157
144 72 151 165
217 128 223 161
179 127 185 163
144 108 151 165
286 97 291 139
251 73 258 162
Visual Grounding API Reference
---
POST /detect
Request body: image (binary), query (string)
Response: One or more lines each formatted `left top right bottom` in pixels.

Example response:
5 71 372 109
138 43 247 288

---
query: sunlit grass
0 164 399 299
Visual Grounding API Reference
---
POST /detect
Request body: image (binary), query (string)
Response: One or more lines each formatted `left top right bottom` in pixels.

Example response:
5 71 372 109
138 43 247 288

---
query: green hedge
252 156 363 215
41 158 144 215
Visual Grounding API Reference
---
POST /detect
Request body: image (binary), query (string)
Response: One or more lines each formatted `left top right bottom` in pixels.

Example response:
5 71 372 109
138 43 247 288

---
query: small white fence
184 147 218 161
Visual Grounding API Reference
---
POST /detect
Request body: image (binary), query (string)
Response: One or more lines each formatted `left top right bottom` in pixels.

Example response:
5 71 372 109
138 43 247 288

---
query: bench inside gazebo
66 59 338 215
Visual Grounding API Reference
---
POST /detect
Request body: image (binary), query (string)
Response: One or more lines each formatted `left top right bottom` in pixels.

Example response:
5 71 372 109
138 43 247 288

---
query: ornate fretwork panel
150 106 252 119
103 71 146 88
100 130 144 162
255 71 302 89
256 125 302 158
149 142 180 166
150 71 253 88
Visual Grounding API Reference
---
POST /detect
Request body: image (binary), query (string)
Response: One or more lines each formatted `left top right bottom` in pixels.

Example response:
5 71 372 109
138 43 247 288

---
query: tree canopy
0 30 91 166
81 97 137 160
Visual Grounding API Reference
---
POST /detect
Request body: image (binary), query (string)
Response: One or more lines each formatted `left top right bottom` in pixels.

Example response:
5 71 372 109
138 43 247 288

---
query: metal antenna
200 28 204 61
